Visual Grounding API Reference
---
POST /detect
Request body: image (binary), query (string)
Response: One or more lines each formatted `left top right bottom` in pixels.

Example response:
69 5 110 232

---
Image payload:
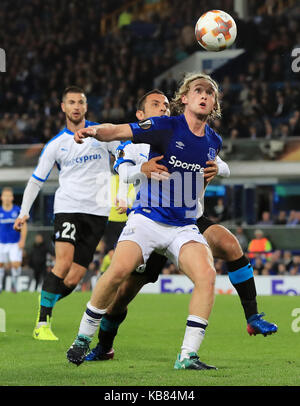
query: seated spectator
289 255 300 274
261 262 273 275
234 225 249 252
274 210 287 225
264 119 273 139
277 263 288 275
283 250 293 270
275 123 290 139
289 266 300 275
288 110 300 136
248 229 272 258
286 210 300 227
209 198 228 223
269 250 283 274
251 254 266 275
258 211 274 226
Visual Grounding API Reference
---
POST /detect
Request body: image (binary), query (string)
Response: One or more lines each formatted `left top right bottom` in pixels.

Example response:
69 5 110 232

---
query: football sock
39 271 64 323
57 283 76 300
227 255 258 320
97 310 128 353
0 267 4 292
78 301 107 338
180 315 208 361
11 266 22 292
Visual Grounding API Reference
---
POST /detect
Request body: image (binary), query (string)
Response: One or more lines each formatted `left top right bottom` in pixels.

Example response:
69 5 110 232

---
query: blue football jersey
0 205 21 243
129 114 222 226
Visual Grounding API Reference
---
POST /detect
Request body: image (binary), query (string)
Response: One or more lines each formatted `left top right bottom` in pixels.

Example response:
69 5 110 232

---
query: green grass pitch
0 291 299 386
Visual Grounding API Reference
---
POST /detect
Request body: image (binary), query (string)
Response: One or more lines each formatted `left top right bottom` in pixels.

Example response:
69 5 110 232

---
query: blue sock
227 255 258 320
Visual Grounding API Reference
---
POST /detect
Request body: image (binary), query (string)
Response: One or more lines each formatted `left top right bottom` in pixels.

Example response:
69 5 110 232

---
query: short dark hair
136 89 166 111
1 186 13 195
62 86 86 101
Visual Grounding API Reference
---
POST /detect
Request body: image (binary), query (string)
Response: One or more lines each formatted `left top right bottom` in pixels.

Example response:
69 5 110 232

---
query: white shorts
0 243 23 264
118 213 208 267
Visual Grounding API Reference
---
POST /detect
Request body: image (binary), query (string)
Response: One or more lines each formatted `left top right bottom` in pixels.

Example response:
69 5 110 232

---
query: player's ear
181 94 188 105
136 110 145 121
61 102 65 113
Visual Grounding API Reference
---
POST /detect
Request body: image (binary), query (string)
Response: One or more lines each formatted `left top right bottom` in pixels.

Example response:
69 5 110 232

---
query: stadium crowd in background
1 0 300 145
1 0 300 290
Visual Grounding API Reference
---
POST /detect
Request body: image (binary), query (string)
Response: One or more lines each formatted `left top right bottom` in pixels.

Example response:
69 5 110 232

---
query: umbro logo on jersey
61 147 68 151
176 141 185 149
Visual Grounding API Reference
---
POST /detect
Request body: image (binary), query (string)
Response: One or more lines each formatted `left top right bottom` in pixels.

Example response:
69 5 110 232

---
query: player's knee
195 265 216 288
56 257 73 274
64 274 81 287
221 234 243 261
107 264 134 285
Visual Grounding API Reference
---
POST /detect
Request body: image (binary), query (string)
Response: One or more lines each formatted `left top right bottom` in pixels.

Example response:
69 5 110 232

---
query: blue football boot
247 313 278 337
85 343 114 361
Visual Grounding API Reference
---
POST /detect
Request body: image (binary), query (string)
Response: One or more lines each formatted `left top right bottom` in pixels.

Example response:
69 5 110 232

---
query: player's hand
204 160 218 184
13 215 29 232
74 127 97 144
115 197 128 214
141 156 170 181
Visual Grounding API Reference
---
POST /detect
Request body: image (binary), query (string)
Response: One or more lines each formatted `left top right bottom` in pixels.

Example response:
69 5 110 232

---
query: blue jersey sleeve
130 116 173 152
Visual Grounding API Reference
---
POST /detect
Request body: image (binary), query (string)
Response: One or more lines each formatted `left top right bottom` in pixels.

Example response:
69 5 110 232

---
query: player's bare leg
85 273 148 361
90 241 143 309
33 242 75 341
61 262 86 296
174 242 217 370
0 262 4 293
10 261 22 293
67 241 143 365
204 225 277 336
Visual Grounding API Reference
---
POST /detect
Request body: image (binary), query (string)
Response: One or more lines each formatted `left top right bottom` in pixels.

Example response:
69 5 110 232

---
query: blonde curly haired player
171 72 222 120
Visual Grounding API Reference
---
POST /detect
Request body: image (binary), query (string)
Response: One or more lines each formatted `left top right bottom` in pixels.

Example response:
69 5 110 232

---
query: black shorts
102 220 127 251
53 213 108 268
132 251 168 283
196 215 216 234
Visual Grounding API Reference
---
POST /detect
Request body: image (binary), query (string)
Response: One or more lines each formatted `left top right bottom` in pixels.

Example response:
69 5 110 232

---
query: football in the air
195 10 237 51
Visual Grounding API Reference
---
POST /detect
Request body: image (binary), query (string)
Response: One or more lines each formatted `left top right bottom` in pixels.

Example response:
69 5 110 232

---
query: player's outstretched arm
13 177 43 231
74 123 133 144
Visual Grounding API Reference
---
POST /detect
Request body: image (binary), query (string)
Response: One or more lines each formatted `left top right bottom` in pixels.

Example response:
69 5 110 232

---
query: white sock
78 301 107 339
0 267 4 291
180 315 208 361
11 267 22 292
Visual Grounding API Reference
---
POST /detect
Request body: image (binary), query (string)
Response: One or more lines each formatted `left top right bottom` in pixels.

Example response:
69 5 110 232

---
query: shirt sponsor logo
64 153 102 167
168 155 205 172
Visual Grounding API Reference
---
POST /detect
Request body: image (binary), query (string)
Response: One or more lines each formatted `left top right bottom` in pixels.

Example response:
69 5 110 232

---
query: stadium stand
1 0 300 288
